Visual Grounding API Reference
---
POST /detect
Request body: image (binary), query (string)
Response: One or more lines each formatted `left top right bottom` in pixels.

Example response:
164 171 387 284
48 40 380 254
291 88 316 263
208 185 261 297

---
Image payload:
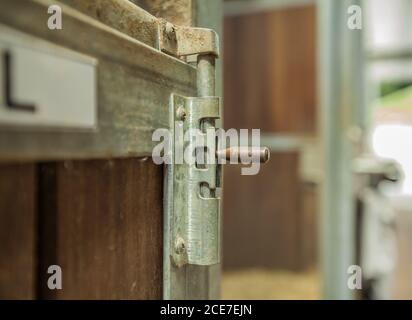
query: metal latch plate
169 93 221 267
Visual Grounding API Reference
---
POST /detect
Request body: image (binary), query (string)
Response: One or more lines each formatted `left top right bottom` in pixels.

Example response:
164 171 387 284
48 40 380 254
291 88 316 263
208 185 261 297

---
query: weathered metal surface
170 94 221 267
61 0 160 48
162 0 224 301
164 49 222 299
164 96 222 299
197 55 216 96
159 22 220 58
195 0 223 101
132 0 195 26
193 0 224 300
0 0 196 161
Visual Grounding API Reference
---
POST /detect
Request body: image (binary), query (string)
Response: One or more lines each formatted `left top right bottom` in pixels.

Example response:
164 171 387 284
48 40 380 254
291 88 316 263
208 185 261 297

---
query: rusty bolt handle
216 147 270 164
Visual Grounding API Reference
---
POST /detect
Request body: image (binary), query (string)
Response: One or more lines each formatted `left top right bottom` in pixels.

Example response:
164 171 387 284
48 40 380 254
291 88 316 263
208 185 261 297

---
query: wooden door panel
223 153 302 270
38 159 163 299
223 6 317 271
224 6 317 133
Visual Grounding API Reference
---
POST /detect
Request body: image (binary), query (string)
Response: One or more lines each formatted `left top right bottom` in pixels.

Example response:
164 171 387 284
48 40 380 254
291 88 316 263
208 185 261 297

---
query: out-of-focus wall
224 6 316 132
223 5 317 271
365 0 412 51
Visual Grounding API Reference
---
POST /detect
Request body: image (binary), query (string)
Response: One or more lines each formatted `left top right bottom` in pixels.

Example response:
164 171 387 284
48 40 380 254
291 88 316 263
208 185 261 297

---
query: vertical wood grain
223 153 302 270
0 164 36 299
38 158 163 299
224 6 317 133
223 6 317 271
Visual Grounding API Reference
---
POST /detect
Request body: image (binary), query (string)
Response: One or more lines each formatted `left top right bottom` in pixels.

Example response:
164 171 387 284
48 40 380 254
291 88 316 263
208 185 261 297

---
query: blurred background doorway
221 0 320 299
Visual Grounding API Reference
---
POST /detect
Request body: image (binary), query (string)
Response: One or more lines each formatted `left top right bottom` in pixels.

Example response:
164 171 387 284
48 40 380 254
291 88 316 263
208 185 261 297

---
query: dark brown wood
224 6 317 133
222 6 318 271
223 153 303 270
38 158 163 299
0 164 36 299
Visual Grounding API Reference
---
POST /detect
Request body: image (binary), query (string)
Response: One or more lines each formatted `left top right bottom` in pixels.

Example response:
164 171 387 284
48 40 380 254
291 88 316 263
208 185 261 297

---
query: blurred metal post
318 0 366 299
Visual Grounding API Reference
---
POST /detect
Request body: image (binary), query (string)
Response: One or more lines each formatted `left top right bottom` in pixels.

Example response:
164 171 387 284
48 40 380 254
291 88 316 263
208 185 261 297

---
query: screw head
165 22 175 40
175 237 186 255
176 106 187 121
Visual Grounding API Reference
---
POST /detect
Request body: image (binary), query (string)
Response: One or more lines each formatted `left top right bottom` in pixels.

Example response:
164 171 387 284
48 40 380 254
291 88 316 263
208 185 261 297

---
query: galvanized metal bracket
159 20 220 58
162 15 221 298
168 94 221 267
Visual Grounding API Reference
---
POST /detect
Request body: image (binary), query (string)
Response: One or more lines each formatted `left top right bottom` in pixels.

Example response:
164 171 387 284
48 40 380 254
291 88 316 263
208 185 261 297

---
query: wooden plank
38 158 163 299
0 164 36 299
224 6 317 133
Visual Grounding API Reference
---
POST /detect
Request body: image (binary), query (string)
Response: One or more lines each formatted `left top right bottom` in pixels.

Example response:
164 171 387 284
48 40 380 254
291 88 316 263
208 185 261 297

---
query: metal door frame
158 0 224 300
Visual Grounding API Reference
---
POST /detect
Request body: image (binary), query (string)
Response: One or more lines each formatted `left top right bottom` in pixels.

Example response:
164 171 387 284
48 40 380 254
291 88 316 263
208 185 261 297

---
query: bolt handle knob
216 147 270 164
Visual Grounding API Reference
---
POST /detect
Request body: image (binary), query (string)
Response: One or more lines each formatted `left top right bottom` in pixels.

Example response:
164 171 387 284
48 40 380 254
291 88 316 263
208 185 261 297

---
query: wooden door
0 0 221 300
